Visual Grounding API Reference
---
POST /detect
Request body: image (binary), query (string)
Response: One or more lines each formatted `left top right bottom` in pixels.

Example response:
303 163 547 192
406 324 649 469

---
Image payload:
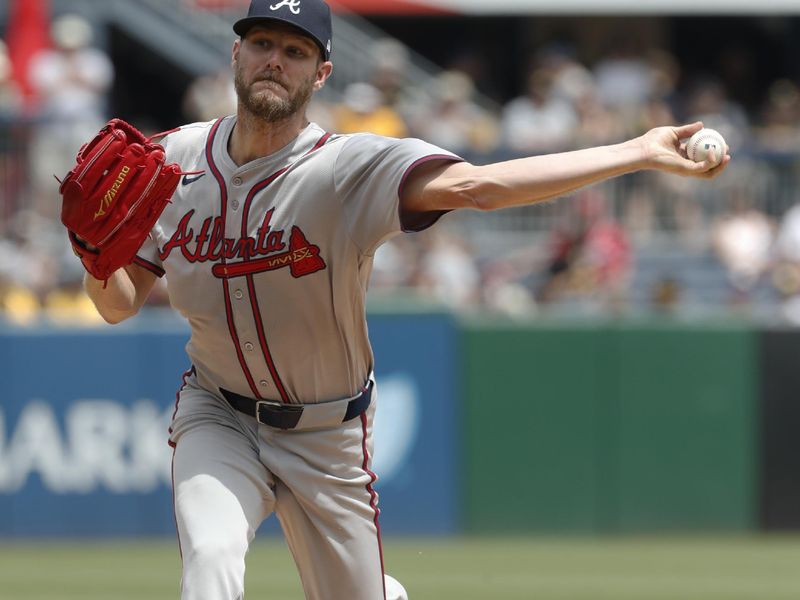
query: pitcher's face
232 23 331 122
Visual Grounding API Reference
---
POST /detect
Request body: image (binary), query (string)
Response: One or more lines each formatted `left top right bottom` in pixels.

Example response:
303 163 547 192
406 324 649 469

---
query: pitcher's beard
235 69 315 123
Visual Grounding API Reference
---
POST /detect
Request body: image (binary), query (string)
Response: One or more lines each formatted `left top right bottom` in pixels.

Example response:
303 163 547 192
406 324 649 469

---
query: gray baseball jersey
136 116 459 403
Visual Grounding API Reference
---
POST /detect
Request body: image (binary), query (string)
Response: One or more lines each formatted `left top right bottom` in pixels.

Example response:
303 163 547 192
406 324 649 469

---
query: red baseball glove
59 118 182 282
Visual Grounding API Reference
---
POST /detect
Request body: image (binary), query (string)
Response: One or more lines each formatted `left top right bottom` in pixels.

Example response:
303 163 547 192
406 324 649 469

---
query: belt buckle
255 400 304 429
254 399 281 422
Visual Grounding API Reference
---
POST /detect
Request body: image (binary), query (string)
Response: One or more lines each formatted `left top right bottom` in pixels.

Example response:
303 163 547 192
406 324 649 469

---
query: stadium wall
0 313 461 537
461 319 759 534
1 315 798 537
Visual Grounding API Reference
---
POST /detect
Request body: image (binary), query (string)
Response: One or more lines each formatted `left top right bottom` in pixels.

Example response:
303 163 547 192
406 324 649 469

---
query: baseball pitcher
60 0 729 598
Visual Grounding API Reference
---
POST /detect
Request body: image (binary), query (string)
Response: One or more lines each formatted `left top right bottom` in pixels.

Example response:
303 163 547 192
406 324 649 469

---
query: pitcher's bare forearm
435 140 645 211
84 263 158 324
401 123 730 214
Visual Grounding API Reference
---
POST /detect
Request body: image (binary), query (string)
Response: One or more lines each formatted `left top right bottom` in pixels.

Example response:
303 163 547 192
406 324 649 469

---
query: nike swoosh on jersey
182 173 207 186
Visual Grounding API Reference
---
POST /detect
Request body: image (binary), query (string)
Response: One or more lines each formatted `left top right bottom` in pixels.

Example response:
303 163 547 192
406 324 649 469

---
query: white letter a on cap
269 0 301 14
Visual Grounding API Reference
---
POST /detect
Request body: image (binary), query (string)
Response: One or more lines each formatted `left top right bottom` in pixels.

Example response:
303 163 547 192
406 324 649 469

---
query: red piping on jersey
237 132 332 231
397 153 460 200
244 274 289 401
237 132 332 238
205 117 263 399
360 412 386 599
171 448 183 564
397 154 462 232
167 365 195 446
169 365 194 568
132 255 166 277
237 131 333 403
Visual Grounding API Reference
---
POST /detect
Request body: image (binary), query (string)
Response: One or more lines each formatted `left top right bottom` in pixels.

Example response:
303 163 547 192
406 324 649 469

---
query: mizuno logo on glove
59 117 182 283
95 165 131 220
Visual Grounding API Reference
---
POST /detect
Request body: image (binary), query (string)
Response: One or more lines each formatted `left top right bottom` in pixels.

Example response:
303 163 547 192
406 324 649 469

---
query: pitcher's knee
185 535 246 570
181 536 248 597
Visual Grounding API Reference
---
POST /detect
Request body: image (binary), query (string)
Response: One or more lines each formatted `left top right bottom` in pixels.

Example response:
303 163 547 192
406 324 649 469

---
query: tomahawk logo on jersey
157 204 326 279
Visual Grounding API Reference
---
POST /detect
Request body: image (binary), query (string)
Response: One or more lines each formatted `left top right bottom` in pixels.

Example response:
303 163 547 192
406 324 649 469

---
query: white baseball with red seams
685 128 727 167
135 116 458 600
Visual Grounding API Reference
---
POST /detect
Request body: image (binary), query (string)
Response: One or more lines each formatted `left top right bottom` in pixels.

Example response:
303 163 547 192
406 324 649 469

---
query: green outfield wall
461 320 759 534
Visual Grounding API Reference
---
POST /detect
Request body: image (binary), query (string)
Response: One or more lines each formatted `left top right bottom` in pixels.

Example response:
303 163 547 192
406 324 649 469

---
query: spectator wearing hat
27 13 114 220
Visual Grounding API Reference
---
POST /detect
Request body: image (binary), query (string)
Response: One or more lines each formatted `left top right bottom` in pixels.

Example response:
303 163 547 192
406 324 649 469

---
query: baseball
685 128 727 166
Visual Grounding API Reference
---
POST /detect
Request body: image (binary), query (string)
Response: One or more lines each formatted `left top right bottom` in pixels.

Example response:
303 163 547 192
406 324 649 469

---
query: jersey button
232 176 243 186
259 380 269 387
231 200 240 210
233 289 244 299
244 342 254 352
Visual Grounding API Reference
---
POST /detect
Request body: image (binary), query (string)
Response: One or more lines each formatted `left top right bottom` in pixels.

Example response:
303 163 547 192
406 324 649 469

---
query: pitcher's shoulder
155 118 226 165
159 119 219 150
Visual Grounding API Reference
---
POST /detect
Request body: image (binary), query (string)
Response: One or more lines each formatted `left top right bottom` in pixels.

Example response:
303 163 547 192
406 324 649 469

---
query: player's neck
229 109 309 166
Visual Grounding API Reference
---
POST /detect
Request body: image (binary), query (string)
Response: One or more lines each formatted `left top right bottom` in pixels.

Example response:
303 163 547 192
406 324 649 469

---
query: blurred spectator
754 79 800 153
772 203 800 323
774 203 800 267
649 275 683 316
0 278 39 324
538 44 595 107
573 91 626 148
307 96 337 133
636 96 678 133
0 41 23 113
0 209 60 322
333 82 408 137
479 255 538 316
368 38 412 110
43 278 104 325
537 44 627 148
717 43 758 111
182 67 237 122
632 50 681 134
711 191 774 307
0 39 25 229
647 50 681 104
363 38 430 131
408 70 499 157
27 13 114 220
413 229 481 309
370 236 420 293
593 40 656 111
4 0 51 108
537 190 632 313
501 66 578 154
446 48 505 104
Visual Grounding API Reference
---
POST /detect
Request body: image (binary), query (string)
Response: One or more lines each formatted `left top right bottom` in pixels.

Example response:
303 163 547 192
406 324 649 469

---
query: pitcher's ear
314 61 333 91
231 38 242 64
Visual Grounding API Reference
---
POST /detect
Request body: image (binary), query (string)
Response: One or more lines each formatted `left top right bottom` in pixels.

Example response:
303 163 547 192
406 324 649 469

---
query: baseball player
75 1 729 599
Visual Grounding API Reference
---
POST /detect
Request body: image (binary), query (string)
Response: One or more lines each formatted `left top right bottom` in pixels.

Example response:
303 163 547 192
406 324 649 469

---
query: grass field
1 535 800 599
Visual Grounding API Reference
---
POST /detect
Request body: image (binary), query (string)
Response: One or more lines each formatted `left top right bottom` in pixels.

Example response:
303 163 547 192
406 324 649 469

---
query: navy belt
219 381 373 430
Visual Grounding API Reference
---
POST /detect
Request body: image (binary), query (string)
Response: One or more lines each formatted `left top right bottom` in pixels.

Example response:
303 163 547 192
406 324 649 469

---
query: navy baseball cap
233 0 332 61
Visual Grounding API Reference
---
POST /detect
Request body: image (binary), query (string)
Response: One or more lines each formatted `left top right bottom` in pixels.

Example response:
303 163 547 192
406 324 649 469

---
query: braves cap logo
269 0 301 14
